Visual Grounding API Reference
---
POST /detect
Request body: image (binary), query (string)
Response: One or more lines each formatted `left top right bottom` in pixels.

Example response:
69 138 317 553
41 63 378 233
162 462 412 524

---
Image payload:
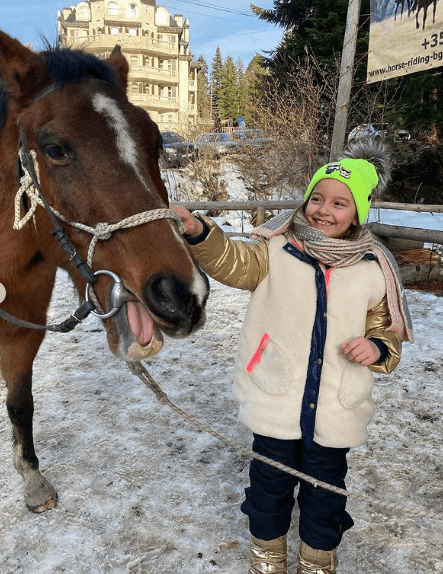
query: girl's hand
340 337 381 367
171 204 204 237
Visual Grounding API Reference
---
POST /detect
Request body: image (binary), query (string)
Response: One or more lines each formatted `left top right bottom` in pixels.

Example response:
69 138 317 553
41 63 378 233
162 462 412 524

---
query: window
77 2 91 21
110 27 120 35
128 28 137 36
130 83 139 94
126 3 138 17
108 2 119 16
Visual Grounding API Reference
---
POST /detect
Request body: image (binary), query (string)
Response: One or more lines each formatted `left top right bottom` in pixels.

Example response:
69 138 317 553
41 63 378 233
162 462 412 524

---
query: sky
0 0 284 67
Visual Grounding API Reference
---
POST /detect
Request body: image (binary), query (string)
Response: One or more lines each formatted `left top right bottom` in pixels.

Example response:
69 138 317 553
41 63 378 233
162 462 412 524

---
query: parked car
348 123 410 143
194 132 240 158
231 128 274 147
160 131 196 167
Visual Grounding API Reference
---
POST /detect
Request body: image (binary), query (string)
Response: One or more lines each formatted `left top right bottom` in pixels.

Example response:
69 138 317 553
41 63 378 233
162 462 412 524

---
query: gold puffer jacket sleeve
190 215 269 291
366 295 402 374
191 216 402 372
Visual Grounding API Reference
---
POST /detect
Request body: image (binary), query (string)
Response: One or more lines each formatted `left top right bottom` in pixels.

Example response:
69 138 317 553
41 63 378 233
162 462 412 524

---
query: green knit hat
304 158 379 224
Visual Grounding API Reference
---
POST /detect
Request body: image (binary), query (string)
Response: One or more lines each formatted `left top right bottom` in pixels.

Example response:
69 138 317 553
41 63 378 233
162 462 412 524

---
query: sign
367 0 443 83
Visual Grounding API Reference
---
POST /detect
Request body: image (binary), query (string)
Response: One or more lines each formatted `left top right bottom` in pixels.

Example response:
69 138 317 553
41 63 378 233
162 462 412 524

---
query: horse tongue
127 301 154 347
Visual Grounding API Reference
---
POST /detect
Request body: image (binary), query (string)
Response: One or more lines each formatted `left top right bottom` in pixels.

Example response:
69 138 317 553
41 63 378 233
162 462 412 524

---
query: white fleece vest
233 234 387 448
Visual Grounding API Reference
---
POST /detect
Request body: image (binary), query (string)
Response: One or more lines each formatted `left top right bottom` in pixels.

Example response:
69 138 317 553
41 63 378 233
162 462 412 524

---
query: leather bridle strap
18 127 97 286
0 300 95 332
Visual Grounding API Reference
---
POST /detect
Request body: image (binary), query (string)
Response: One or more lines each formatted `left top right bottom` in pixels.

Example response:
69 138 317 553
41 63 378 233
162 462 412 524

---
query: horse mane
41 44 118 87
0 41 119 135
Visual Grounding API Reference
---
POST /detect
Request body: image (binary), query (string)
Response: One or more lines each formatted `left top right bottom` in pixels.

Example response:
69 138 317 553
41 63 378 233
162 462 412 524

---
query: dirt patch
409 278 443 297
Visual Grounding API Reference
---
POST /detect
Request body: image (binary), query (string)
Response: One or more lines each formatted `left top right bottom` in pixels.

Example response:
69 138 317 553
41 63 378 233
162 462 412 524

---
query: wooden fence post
329 0 362 161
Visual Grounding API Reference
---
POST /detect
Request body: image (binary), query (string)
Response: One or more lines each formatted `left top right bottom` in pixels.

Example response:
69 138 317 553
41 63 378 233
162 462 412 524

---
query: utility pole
329 0 362 161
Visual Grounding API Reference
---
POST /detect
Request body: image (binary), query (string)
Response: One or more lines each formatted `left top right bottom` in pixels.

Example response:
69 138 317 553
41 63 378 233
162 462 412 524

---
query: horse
410 0 439 29
394 0 412 19
0 30 209 513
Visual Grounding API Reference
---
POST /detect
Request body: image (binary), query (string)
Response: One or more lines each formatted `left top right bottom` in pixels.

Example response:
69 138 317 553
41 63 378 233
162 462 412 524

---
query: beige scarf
251 210 414 343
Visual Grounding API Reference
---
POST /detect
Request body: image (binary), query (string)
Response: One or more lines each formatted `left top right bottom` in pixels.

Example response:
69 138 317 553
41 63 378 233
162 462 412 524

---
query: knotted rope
14 149 184 312
14 149 184 269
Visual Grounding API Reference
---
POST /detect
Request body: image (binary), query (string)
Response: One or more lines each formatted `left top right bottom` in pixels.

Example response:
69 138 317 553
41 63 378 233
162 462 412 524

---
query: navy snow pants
241 434 354 551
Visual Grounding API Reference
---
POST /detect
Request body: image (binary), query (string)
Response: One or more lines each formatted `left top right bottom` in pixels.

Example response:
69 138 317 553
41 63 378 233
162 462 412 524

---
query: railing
173 200 443 244
128 66 177 80
129 94 177 107
67 34 178 53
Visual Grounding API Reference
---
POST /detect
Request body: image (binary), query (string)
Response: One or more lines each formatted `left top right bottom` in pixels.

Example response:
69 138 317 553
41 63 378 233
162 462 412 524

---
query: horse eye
44 144 70 164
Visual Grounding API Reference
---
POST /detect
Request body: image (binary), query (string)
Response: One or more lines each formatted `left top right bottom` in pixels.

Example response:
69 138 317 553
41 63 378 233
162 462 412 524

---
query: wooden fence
175 200 443 245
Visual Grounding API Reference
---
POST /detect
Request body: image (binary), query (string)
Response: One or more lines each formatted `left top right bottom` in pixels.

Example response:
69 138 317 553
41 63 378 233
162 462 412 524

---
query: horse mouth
125 300 164 360
105 271 209 362
109 298 164 361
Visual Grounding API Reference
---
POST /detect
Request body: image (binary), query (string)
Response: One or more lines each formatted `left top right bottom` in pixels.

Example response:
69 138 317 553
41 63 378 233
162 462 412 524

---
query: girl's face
305 179 358 239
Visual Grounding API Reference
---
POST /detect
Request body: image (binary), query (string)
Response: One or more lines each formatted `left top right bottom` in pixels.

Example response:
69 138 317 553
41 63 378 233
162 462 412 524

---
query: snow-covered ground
0 163 442 573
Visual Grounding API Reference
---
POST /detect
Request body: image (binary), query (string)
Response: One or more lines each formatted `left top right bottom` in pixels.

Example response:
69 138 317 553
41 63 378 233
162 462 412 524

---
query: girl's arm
341 296 401 373
365 295 402 373
172 206 269 291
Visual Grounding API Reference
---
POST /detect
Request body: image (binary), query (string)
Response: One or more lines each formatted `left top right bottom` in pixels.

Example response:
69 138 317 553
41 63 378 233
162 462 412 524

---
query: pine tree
217 56 239 121
196 56 211 120
241 54 269 125
252 0 366 77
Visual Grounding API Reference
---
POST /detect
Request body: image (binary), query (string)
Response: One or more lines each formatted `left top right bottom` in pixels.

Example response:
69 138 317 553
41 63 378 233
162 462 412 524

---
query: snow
0 165 442 573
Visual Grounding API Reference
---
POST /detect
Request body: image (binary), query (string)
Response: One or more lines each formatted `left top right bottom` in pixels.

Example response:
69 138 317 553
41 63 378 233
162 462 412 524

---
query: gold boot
249 534 288 574
296 541 338 574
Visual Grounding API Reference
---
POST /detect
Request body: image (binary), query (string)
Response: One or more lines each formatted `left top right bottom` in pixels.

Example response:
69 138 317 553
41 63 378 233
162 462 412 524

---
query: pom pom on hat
304 158 378 224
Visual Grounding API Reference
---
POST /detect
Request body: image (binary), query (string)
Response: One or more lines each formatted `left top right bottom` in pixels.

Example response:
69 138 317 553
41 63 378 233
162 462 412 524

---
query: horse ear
0 30 48 104
107 45 129 90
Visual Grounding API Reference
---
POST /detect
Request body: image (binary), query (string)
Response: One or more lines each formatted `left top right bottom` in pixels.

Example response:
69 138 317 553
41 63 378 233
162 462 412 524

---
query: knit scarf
251 209 414 343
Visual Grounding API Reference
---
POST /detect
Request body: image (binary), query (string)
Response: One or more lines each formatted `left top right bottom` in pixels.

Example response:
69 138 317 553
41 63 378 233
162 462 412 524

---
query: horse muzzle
87 268 209 362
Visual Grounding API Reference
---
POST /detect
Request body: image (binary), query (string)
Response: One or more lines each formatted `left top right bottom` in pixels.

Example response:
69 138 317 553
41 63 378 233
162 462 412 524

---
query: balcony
65 34 178 55
104 8 141 25
128 66 178 82
129 94 178 111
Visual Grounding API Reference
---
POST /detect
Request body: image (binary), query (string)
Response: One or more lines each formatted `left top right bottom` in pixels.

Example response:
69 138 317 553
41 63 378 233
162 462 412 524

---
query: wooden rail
175 199 443 213
174 200 443 244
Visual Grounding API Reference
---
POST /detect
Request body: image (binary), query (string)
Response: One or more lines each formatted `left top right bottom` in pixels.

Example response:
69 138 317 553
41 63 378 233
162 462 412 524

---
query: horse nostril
143 272 199 334
151 276 180 314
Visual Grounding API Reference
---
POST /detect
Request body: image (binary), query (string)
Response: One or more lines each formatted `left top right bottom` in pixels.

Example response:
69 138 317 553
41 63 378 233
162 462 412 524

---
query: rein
0 127 183 332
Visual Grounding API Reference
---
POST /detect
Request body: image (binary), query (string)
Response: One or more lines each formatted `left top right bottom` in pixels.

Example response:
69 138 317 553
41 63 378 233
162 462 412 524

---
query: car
193 132 240 158
348 123 388 142
348 123 410 143
231 128 274 147
160 131 196 167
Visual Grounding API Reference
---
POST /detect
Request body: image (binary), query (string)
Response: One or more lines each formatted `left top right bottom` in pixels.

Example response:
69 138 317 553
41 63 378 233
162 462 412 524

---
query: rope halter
14 148 185 317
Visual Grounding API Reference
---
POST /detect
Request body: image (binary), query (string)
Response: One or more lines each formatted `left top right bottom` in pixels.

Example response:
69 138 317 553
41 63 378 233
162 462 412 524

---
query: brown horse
0 31 209 512
410 0 439 29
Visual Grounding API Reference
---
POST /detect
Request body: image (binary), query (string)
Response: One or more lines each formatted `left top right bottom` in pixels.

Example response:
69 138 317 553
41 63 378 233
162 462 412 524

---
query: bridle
0 99 183 331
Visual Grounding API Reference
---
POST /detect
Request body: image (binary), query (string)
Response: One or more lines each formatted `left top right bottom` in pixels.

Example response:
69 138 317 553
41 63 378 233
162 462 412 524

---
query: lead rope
127 360 443 525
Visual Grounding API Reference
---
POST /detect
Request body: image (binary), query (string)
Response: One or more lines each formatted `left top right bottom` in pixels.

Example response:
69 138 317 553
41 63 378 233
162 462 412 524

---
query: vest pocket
246 333 291 395
338 361 374 409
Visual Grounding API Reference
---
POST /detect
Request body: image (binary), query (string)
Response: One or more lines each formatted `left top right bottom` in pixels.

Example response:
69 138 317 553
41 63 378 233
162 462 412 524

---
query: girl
173 139 413 574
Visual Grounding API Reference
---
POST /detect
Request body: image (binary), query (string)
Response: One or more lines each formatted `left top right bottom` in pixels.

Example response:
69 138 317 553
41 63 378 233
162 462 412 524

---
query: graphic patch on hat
325 163 351 179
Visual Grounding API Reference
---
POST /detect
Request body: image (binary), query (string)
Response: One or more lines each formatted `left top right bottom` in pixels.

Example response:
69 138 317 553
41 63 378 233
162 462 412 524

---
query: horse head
0 31 209 362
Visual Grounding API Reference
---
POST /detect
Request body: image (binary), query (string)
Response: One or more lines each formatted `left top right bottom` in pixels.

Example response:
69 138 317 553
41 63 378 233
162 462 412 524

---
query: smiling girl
172 139 413 574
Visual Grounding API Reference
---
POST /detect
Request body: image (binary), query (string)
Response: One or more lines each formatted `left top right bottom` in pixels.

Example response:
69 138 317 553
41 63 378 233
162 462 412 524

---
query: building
57 0 200 133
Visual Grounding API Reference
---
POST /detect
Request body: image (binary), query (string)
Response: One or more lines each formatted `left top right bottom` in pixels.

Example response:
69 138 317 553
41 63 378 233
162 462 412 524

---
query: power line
162 0 255 18
161 4 251 24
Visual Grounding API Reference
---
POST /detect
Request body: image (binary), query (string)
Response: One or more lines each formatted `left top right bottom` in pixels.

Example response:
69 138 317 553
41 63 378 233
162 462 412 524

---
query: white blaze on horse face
92 93 148 188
